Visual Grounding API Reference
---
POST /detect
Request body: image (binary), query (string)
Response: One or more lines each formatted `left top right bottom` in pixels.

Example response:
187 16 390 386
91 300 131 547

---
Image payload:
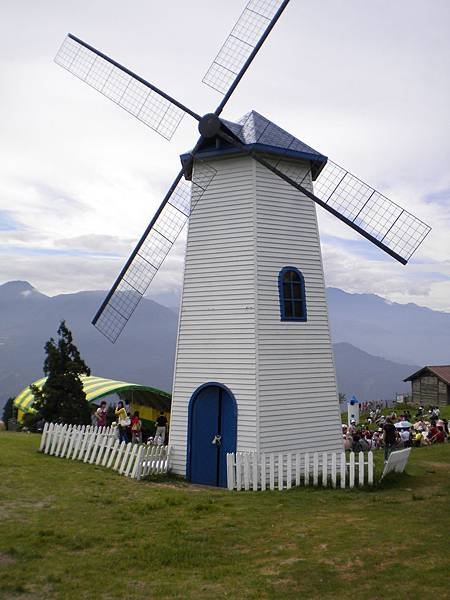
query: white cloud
0 0 449 313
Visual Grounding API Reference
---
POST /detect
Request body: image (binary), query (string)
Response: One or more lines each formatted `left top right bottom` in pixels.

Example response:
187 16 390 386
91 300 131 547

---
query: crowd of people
93 400 168 446
343 404 449 462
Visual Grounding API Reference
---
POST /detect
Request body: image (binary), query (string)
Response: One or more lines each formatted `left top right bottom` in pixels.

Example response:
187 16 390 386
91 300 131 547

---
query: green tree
2 397 16 425
31 321 91 425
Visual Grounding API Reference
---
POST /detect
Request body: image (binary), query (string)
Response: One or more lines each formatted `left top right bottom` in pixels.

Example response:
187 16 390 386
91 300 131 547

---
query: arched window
278 267 307 321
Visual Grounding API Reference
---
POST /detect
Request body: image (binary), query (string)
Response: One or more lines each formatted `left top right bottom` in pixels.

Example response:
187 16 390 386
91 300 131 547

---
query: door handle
211 434 221 446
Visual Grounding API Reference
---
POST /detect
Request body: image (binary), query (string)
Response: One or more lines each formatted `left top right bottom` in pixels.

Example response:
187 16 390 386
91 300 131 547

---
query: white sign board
380 448 411 480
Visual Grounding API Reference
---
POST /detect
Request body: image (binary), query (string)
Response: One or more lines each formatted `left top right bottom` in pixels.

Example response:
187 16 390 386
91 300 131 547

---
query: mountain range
2 280 448 410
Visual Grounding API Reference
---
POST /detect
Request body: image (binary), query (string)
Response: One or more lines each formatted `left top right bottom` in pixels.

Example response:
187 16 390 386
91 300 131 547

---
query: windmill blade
217 128 431 264
55 34 201 140
312 161 431 263
93 163 217 343
204 0 290 115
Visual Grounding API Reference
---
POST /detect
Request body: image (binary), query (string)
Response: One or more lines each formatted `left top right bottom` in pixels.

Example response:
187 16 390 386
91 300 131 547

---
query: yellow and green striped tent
14 375 171 419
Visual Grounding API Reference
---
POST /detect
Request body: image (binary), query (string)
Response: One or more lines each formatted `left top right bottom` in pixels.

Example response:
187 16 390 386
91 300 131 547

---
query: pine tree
2 397 16 425
31 321 91 424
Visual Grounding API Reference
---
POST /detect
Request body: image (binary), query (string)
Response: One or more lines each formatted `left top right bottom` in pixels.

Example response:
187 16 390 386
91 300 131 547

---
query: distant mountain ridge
326 287 450 366
1 280 447 409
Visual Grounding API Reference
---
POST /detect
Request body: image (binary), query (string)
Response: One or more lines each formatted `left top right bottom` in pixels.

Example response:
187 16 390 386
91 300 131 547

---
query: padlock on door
211 434 222 446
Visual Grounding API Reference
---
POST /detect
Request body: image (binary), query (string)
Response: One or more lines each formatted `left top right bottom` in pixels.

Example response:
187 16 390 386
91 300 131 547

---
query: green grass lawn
0 434 449 600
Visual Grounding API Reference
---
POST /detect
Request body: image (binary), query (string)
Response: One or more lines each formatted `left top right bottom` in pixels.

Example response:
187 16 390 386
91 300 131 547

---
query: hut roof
404 365 450 385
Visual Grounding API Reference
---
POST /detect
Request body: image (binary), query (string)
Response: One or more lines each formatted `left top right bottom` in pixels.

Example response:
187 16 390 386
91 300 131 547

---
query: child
131 411 142 444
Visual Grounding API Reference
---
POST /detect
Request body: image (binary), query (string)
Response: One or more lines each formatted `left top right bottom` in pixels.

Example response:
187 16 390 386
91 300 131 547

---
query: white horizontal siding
169 153 343 477
169 156 258 476
255 160 343 455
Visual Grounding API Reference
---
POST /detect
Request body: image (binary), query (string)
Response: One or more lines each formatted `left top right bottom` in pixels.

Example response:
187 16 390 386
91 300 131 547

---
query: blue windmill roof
181 110 327 180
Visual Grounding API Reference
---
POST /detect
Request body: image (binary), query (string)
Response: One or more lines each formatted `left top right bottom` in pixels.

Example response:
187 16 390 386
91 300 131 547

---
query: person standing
382 417 397 462
95 400 107 429
154 411 168 444
115 401 129 443
131 411 142 444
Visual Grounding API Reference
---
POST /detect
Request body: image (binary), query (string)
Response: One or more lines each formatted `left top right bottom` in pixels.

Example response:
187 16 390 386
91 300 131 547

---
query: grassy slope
0 434 449 600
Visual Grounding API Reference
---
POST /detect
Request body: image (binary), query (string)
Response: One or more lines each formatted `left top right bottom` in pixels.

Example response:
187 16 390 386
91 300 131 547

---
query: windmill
55 0 430 486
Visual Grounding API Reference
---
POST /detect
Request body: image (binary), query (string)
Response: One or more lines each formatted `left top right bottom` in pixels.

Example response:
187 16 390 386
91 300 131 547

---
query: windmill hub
198 113 221 138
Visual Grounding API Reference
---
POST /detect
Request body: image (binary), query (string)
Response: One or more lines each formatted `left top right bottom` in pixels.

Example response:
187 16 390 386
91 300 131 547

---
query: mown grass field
0 433 449 600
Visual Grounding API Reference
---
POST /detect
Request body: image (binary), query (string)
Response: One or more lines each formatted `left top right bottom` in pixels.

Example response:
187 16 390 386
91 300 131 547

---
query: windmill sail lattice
204 0 289 95
228 111 431 264
55 35 190 140
93 163 217 342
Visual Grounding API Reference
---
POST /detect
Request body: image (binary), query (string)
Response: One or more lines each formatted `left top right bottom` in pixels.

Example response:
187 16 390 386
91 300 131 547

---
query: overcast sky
1 0 449 311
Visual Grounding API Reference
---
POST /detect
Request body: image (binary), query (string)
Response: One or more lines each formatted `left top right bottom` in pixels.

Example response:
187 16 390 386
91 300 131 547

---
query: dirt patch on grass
0 552 16 565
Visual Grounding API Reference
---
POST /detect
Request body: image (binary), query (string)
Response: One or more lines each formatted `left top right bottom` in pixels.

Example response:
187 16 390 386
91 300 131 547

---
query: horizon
2 278 450 316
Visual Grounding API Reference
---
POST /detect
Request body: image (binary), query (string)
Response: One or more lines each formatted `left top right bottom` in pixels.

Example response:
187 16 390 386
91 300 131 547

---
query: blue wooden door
188 384 237 487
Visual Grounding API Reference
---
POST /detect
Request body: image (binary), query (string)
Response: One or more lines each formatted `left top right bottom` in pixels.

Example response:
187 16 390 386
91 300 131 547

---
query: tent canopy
14 375 171 414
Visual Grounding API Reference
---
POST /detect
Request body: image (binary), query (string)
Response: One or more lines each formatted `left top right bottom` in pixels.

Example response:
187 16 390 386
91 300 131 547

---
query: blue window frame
278 266 307 321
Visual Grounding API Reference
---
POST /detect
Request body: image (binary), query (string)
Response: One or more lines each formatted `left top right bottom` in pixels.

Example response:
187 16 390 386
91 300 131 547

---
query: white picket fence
226 450 374 491
39 422 170 480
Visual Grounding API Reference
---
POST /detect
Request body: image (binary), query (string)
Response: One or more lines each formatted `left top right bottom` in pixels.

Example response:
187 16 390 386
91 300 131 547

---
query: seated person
430 426 445 444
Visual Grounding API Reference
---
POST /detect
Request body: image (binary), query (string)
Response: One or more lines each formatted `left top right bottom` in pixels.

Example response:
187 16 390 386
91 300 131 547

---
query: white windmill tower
55 0 431 486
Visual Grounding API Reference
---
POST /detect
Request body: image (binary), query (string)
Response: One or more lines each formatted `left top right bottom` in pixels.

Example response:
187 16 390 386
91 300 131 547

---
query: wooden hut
404 366 450 405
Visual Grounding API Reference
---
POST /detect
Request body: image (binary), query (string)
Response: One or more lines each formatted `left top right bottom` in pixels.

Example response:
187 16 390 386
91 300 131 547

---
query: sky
1 0 449 311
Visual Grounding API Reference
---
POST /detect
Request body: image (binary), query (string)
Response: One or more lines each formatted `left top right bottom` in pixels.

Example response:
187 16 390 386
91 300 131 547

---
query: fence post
78 426 91 461
331 452 337 489
243 453 250 490
84 426 97 463
55 424 67 457
89 428 101 464
367 451 374 486
49 424 60 455
132 445 144 480
340 452 346 489
119 443 132 474
70 426 82 459
269 454 275 490
39 422 49 452
286 453 292 490
60 424 72 458
125 443 138 477
226 453 235 490
313 452 319 486
304 452 310 486
252 453 258 491
358 452 365 487
322 452 328 487
278 453 283 491
235 453 242 491
113 441 125 471
349 452 355 488
95 430 108 465
44 423 54 454
260 453 266 491
295 453 301 487
106 439 120 469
